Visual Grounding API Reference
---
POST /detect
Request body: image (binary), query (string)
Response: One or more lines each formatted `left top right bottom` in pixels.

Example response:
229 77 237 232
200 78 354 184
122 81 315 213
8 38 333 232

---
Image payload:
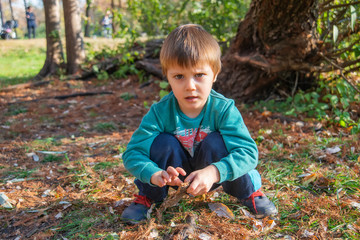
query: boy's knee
153 133 179 147
194 131 228 163
150 133 182 158
201 131 226 151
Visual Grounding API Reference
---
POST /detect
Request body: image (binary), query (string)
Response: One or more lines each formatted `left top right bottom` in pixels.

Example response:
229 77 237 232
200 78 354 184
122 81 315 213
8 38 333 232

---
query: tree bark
35 0 64 80
111 0 116 34
84 0 92 37
8 0 14 20
0 0 4 27
8 0 17 37
23 0 27 26
215 0 320 102
63 0 85 75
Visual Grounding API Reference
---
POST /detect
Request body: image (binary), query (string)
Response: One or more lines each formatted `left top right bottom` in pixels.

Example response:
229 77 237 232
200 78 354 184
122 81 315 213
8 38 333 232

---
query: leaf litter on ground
0 76 359 239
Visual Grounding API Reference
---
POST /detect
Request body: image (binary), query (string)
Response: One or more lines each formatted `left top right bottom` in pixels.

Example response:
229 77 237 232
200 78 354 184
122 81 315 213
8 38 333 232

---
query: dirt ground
0 75 359 239
0 76 161 238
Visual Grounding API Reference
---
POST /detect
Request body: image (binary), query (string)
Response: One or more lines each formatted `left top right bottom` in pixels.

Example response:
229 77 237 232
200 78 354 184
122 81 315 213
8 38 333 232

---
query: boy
121 24 277 223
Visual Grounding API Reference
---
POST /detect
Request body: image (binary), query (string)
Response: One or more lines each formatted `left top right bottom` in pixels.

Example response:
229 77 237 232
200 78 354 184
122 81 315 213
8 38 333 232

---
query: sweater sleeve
122 104 164 184
212 100 258 183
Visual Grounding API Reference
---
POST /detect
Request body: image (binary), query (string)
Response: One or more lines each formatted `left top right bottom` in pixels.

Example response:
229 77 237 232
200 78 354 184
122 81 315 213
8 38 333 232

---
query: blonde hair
160 24 221 77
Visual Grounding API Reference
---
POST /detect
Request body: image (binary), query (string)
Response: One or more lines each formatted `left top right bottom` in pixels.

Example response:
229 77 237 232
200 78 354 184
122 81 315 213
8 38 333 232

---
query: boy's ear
213 74 218 83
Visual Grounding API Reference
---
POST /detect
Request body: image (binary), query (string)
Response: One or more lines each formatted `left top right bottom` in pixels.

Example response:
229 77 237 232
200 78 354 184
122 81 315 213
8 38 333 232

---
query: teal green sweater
122 90 258 184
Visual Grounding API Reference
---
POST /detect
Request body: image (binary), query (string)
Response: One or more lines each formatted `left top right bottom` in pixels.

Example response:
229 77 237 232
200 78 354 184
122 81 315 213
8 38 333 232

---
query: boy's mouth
185 96 198 100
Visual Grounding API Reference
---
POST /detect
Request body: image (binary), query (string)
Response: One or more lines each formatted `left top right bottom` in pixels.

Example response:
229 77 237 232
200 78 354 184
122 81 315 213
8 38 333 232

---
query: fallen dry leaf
208 202 235 219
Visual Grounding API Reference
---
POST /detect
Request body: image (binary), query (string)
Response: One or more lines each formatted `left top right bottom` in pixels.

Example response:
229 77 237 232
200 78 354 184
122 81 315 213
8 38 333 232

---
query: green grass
1 168 36 181
54 206 119 239
0 38 131 89
0 45 46 88
4 105 28 116
42 154 64 163
93 161 119 171
29 137 62 150
94 122 117 132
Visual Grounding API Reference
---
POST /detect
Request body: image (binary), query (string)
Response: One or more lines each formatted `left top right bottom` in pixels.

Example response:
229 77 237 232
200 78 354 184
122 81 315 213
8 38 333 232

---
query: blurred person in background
101 10 112 38
26 6 36 39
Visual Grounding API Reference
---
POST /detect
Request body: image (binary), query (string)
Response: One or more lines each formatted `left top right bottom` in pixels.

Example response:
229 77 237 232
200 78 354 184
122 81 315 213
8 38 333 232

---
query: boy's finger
185 175 197 190
155 176 166 187
167 178 182 186
161 171 170 181
175 167 186 176
166 166 179 178
159 179 167 187
187 181 199 195
184 173 194 184
173 178 183 186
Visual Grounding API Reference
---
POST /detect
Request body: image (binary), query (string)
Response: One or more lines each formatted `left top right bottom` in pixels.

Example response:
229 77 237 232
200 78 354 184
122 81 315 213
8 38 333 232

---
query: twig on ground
0 80 51 92
6 91 113 105
156 182 190 223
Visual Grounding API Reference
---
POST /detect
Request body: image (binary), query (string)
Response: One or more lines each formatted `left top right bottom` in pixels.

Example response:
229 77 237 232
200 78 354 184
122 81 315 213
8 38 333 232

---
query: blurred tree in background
1 0 359 132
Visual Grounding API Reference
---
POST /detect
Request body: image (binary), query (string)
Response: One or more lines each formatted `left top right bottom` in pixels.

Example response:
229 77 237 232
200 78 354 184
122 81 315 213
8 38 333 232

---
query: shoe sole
254 209 278 219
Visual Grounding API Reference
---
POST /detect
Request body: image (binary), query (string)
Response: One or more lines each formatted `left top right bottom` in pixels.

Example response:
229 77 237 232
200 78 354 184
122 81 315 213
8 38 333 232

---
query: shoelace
134 194 152 208
247 190 265 214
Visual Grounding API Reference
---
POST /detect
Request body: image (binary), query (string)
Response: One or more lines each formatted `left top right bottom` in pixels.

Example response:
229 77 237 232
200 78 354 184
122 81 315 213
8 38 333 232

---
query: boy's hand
166 166 186 186
150 170 170 187
150 167 186 188
184 165 220 196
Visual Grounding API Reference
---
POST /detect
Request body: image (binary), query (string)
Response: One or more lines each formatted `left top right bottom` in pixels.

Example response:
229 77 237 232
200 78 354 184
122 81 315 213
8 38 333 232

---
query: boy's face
167 62 217 118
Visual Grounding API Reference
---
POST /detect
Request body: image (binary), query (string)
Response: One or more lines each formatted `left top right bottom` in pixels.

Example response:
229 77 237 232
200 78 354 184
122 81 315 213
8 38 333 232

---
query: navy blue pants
27 25 36 39
135 132 262 202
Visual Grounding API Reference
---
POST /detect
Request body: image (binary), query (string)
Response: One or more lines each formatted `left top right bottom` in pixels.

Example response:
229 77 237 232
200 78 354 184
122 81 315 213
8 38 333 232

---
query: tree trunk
215 0 320 102
84 0 91 37
0 0 4 27
63 0 85 75
23 0 27 28
111 0 116 34
23 0 27 13
8 0 14 20
8 0 17 37
35 0 64 80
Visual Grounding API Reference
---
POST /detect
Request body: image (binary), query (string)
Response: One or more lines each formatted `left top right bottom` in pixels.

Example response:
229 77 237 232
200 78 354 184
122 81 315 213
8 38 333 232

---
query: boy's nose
186 78 196 91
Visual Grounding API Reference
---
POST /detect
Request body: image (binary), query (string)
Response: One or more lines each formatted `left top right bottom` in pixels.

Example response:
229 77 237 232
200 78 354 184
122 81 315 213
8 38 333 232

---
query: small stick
156 182 190 222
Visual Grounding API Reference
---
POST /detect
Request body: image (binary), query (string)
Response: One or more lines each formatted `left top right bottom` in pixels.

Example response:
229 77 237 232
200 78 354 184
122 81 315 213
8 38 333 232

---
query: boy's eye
174 75 183 80
195 73 205 78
